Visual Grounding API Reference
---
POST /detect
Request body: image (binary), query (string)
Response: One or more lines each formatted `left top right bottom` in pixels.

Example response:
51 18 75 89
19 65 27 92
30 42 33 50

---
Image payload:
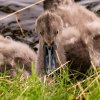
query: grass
0 65 100 100
0 0 99 99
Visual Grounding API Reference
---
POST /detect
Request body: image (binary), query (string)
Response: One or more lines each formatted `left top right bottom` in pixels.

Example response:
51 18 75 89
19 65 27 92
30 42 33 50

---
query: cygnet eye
40 32 44 35
55 31 59 35
54 30 59 36
57 31 59 34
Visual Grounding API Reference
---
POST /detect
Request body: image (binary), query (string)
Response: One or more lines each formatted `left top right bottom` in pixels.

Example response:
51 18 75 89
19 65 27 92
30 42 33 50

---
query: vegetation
0 65 100 100
0 0 100 100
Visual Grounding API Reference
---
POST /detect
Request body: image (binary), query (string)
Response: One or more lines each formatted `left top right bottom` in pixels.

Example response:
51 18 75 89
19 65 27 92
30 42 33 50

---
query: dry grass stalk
56 50 62 66
0 76 10 79
76 74 100 99
91 62 100 91
0 78 13 84
47 61 69 77
16 13 25 36
67 71 100 91
43 75 47 84
0 0 44 21
0 93 4 97
77 82 87 100
56 50 65 74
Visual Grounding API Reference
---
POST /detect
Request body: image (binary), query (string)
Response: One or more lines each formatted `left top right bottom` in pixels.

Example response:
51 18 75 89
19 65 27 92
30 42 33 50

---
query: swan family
0 0 100 78
35 0 100 76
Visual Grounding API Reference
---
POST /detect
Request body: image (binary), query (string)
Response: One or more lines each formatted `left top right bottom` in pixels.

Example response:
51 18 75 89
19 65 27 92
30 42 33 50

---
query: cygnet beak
43 42 57 75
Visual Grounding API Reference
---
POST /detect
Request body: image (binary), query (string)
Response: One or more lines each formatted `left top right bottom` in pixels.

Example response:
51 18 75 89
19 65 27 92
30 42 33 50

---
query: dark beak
43 42 57 75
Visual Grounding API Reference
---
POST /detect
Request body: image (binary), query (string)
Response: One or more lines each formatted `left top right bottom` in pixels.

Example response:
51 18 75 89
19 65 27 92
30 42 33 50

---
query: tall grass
0 1 100 99
0 65 100 100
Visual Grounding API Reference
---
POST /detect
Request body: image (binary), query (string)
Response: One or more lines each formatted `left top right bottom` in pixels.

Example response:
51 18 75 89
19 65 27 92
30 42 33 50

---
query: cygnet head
35 11 63 47
35 11 63 75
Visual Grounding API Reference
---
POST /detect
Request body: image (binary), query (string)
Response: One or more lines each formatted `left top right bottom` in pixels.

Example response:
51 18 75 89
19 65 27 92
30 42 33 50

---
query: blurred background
0 0 99 51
